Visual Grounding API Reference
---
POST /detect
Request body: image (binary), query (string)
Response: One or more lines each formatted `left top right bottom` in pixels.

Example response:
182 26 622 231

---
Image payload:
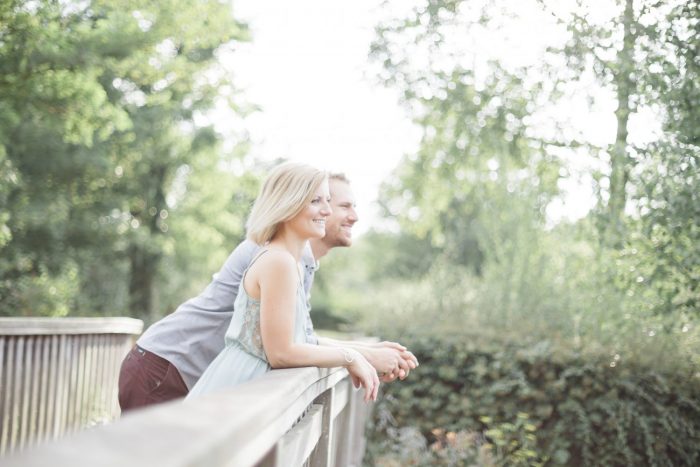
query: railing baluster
37 336 50 444
46 335 58 442
10 337 25 455
110 336 120 418
0 336 9 456
66 336 78 434
93 335 102 422
55 334 68 438
19 336 32 450
74 335 86 430
28 337 41 448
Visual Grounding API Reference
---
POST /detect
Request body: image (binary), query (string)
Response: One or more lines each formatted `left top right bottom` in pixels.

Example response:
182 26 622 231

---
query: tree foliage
0 0 254 319
370 0 561 274
312 2 700 462
361 0 700 323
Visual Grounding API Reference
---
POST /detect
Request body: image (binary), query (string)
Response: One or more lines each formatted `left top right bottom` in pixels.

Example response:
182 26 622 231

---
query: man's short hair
329 173 350 184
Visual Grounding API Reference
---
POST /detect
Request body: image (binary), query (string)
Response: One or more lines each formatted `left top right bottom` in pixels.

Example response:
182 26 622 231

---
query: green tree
542 0 641 245
0 0 131 315
370 0 559 273
541 0 698 247
0 0 250 318
623 0 700 319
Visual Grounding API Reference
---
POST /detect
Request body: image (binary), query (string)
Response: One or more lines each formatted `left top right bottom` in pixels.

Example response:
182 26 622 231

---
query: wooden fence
0 317 143 457
4 365 372 467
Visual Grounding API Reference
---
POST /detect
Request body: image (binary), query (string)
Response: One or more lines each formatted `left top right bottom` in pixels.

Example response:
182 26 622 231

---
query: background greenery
0 0 260 321
312 0 699 464
1 0 698 465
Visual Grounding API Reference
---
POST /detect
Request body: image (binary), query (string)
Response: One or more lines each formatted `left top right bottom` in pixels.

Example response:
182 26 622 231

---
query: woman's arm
253 251 380 401
317 337 418 381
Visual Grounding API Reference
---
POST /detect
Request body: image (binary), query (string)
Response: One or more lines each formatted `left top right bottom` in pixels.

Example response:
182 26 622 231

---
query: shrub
366 336 700 467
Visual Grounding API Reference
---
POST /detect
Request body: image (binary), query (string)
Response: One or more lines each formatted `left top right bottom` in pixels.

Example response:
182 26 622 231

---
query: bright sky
221 0 420 235
216 0 660 234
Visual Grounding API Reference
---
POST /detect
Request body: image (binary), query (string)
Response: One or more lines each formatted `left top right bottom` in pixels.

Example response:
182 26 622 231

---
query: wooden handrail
0 317 143 335
4 366 371 467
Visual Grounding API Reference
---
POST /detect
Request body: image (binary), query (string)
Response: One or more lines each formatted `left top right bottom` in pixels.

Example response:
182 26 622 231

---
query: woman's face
286 179 331 239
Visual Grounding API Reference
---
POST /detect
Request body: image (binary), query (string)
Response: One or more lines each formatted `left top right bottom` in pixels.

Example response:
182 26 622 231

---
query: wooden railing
0 317 143 457
4 365 372 467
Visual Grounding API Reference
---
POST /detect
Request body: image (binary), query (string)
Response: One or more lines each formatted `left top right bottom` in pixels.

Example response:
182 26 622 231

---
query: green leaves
368 336 700 466
0 1 251 318
361 2 700 464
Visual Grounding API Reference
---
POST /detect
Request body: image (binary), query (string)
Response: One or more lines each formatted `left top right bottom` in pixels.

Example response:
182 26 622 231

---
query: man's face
323 179 358 248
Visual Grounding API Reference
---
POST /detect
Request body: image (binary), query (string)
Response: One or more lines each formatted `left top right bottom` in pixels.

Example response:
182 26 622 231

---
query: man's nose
348 207 358 223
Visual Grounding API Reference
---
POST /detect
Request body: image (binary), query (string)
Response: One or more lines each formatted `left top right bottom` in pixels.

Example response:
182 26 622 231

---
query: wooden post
335 379 357 466
309 387 334 467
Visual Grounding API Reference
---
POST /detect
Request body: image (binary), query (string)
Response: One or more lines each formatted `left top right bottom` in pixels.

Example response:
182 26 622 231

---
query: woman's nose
321 201 332 216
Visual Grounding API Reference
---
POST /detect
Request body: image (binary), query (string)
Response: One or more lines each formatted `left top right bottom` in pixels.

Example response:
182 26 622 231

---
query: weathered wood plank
0 318 143 335
0 336 9 456
331 378 349 420
29 337 41 447
309 387 334 467
19 336 32 450
1 320 142 456
10 336 24 454
3 366 349 467
37 336 51 444
335 380 358 467
46 335 58 442
350 389 372 466
74 335 87 429
54 334 68 438
264 403 324 467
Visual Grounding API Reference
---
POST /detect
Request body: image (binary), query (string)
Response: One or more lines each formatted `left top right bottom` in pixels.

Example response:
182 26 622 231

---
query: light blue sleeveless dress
186 251 310 398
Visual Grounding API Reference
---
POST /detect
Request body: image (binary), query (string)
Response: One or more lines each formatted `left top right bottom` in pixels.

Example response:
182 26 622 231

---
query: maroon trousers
118 345 188 412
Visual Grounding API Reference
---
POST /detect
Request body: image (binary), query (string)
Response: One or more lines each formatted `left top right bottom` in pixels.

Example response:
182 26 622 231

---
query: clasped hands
338 339 419 402
360 341 419 383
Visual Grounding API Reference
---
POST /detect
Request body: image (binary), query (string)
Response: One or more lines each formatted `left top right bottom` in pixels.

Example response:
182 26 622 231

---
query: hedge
367 336 700 466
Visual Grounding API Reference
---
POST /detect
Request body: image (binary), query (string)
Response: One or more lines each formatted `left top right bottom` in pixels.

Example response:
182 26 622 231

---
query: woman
187 163 380 402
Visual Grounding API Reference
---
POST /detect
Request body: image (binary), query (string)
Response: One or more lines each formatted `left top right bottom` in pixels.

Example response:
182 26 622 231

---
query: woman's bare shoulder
254 249 297 276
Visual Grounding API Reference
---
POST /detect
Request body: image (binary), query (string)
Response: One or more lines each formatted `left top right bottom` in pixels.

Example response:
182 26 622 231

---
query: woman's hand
344 349 380 402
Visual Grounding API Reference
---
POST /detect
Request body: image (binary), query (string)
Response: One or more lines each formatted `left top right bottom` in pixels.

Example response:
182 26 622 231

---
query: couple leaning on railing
2 162 419 467
119 162 418 412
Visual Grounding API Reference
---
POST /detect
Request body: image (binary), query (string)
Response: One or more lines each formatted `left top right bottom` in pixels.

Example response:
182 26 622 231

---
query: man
118 174 417 411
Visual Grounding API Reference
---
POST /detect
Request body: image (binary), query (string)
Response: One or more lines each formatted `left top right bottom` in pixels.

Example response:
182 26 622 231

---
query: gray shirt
137 240 318 389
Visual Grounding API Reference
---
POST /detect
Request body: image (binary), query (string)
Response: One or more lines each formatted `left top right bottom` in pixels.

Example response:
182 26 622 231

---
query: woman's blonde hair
246 162 328 244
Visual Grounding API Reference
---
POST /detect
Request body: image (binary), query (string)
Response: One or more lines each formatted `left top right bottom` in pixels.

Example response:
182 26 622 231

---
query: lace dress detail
231 297 266 361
